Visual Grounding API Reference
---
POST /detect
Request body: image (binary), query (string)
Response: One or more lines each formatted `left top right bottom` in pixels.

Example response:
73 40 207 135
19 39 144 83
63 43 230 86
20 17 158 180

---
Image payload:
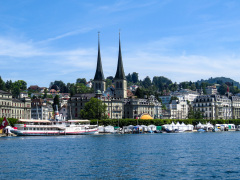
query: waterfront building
168 99 188 119
124 95 161 119
68 93 124 119
0 90 31 119
230 96 240 119
193 95 232 120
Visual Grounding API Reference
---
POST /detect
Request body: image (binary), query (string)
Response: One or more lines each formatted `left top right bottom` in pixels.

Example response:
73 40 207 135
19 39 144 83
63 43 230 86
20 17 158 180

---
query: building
231 96 240 119
168 99 188 119
206 86 218 95
159 95 171 105
0 90 31 119
67 34 161 120
31 99 50 120
172 89 199 102
59 104 68 120
124 98 155 119
193 95 232 120
68 93 124 119
124 96 161 119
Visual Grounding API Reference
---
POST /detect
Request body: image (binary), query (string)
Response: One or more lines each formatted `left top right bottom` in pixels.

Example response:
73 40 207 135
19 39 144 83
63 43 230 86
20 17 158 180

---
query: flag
0 117 9 130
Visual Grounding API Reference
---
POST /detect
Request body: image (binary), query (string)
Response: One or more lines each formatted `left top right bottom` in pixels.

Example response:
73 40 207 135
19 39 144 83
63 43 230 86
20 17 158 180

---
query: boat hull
11 129 98 136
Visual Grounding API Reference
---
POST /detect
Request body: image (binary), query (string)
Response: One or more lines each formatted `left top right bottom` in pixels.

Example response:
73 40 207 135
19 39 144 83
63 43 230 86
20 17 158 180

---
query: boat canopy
18 119 52 123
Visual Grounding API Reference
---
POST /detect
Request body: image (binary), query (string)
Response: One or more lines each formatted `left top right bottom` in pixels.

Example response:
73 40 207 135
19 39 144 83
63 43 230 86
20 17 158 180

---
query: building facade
193 95 232 120
0 90 31 119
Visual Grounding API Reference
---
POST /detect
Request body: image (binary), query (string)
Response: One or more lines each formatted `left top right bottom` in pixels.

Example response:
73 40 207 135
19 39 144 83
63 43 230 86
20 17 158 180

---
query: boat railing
16 124 66 128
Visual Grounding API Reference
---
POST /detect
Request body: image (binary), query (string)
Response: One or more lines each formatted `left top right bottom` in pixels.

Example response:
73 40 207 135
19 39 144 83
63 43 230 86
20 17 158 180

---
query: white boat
11 119 98 136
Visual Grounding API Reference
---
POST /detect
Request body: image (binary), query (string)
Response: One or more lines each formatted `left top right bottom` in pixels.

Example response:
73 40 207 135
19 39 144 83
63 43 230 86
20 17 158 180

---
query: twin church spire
115 32 126 80
93 32 105 81
93 32 127 98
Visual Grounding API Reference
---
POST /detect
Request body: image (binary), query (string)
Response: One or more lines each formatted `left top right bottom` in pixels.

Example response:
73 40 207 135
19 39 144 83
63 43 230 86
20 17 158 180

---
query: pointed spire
94 32 105 81
115 31 126 80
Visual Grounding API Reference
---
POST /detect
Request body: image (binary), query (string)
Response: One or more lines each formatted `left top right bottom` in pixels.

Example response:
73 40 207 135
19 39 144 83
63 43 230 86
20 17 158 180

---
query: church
67 33 161 120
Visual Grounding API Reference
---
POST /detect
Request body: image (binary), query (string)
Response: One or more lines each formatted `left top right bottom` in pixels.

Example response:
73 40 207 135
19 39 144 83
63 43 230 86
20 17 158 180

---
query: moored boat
11 119 98 136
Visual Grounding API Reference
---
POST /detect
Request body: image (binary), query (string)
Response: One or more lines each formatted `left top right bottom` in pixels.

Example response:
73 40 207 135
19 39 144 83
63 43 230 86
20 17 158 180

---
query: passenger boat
11 105 98 136
10 119 98 136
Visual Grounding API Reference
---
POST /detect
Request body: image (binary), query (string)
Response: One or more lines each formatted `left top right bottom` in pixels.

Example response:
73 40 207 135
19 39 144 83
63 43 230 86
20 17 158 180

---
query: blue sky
0 0 240 87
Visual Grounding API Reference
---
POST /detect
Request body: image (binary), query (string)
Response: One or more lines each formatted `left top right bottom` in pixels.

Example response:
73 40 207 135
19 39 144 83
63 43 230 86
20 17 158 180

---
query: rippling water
1 132 240 179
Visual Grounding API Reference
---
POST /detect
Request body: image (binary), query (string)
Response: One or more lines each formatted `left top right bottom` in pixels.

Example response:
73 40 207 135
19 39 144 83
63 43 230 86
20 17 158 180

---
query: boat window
24 128 27 130
37 128 39 130
33 128 35 130
40 128 43 130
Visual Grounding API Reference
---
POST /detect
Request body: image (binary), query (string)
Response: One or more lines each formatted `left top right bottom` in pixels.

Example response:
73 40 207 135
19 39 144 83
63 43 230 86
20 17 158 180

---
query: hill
196 77 240 88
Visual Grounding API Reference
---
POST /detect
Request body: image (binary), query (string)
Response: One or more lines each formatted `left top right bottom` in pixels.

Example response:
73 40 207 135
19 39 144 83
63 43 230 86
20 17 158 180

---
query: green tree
76 78 87 84
43 88 48 99
12 86 20 98
0 76 6 90
135 87 144 98
142 76 152 88
162 104 167 111
105 79 112 88
132 72 139 83
218 84 228 95
126 73 132 82
53 95 60 110
80 97 107 120
170 96 179 103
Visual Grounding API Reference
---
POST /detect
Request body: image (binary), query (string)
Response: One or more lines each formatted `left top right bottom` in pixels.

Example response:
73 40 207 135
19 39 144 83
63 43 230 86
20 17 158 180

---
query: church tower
93 33 106 93
114 32 127 99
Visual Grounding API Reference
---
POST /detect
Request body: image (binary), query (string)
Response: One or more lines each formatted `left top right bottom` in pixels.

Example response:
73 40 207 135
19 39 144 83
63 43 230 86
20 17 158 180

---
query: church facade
68 34 161 120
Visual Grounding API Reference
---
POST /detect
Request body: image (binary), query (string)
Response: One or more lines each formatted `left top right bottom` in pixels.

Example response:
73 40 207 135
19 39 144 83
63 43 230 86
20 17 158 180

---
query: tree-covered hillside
196 77 240 88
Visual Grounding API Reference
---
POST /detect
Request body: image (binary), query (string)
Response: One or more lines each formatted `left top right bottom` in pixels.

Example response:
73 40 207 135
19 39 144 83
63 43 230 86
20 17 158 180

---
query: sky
0 0 240 87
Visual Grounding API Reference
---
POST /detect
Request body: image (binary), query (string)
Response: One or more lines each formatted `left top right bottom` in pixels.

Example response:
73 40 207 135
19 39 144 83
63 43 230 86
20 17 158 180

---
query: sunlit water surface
1 132 240 179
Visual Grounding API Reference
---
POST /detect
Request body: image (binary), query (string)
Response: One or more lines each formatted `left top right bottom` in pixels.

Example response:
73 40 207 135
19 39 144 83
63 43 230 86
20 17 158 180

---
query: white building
193 95 232 120
206 86 218 95
169 99 188 119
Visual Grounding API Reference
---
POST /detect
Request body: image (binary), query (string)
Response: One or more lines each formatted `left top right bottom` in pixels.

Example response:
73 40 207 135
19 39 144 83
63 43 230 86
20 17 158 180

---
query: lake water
1 132 240 179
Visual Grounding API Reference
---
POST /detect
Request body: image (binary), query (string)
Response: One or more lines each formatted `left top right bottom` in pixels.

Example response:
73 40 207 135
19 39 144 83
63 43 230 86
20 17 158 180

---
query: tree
43 89 48 99
170 96 179 103
12 86 20 98
15 80 27 90
76 78 87 85
126 73 132 82
107 76 113 80
142 76 152 88
162 104 167 111
5 80 13 91
53 95 60 110
105 79 112 88
132 72 139 83
135 87 144 98
80 97 107 120
218 84 228 95
0 76 6 90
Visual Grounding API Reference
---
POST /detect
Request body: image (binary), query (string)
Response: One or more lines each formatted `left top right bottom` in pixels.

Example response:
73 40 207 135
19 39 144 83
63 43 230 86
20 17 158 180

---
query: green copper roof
114 34 126 80
94 33 105 81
